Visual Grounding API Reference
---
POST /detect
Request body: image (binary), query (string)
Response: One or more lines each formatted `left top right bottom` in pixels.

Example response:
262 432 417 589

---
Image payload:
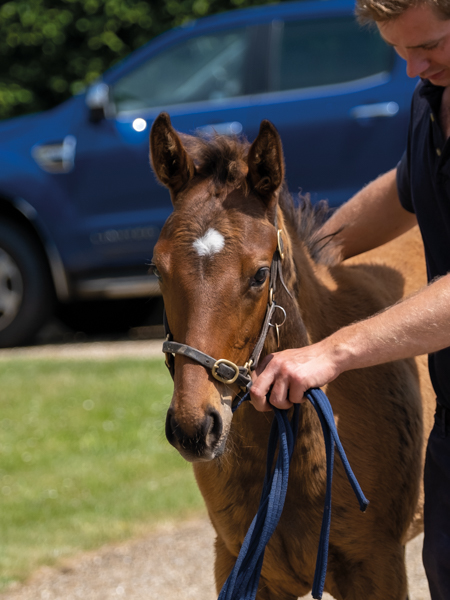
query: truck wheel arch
0 195 70 301
0 196 69 347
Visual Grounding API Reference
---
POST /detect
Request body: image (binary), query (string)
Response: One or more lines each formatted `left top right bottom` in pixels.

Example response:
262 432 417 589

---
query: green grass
0 358 204 590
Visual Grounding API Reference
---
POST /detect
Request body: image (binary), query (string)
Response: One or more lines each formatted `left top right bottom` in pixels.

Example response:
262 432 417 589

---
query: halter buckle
212 359 240 385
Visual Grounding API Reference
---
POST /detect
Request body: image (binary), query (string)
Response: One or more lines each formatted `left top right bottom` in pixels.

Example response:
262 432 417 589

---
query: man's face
378 3 450 86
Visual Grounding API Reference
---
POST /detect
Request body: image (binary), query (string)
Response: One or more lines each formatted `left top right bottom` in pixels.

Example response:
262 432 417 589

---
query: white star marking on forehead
193 228 225 257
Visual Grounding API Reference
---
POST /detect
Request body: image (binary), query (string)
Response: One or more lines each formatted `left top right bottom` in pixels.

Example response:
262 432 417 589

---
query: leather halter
162 226 292 393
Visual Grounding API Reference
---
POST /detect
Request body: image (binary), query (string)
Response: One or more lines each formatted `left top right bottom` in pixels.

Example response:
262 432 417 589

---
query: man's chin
427 70 450 86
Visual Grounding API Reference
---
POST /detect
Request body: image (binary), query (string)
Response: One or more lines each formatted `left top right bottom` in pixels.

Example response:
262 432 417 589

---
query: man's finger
249 368 275 411
266 378 291 410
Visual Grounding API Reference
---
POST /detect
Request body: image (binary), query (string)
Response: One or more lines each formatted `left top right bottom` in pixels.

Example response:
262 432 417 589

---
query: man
250 1 450 598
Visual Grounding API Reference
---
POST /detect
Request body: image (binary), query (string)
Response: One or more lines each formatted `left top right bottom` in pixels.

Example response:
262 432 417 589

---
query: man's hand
249 342 342 412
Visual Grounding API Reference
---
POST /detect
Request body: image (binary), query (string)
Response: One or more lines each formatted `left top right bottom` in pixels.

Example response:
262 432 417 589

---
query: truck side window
112 28 249 113
270 17 394 92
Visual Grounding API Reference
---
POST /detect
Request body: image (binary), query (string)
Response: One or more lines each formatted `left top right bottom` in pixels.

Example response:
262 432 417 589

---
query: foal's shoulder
344 226 426 299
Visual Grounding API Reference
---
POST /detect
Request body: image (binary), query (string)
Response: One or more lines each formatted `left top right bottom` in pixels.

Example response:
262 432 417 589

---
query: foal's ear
150 113 195 200
247 120 284 208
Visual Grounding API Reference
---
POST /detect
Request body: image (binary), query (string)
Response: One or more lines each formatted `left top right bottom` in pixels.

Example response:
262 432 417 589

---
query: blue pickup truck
0 0 416 347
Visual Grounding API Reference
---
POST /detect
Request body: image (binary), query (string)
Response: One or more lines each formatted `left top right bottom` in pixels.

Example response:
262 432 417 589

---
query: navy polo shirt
397 79 450 408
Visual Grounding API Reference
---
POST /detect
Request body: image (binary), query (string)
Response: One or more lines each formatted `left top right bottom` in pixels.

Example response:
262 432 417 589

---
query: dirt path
0 515 430 600
0 341 432 599
0 339 165 361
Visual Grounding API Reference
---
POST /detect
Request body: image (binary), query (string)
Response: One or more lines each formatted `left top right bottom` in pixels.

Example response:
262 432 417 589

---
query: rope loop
220 388 369 600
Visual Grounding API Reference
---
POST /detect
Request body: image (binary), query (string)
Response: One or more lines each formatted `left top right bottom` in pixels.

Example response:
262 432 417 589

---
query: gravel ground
0 340 431 599
0 516 430 600
0 340 165 361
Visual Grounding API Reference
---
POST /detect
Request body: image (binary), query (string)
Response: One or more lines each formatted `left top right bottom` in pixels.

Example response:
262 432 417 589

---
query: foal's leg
255 582 297 600
214 537 297 600
326 541 408 600
214 536 237 594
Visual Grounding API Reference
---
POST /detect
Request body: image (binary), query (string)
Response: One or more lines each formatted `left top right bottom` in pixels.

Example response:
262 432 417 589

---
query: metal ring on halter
269 304 287 328
244 359 254 372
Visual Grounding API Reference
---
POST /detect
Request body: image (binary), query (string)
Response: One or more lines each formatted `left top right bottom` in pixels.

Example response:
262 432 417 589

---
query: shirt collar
419 78 445 114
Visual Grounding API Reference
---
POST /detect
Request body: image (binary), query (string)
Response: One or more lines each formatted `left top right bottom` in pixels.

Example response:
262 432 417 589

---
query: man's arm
319 168 417 259
250 166 431 412
250 273 450 411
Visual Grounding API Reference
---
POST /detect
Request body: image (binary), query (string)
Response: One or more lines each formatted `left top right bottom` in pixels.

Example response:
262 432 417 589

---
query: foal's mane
181 132 250 190
181 132 341 265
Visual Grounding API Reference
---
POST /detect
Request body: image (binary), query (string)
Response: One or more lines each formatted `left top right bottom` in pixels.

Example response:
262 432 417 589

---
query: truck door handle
350 102 399 120
196 121 243 136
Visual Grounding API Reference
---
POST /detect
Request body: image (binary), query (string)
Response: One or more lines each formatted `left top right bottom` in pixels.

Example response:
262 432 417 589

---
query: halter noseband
162 221 292 394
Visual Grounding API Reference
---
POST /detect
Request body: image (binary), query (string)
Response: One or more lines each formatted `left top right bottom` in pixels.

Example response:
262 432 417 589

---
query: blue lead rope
222 388 369 600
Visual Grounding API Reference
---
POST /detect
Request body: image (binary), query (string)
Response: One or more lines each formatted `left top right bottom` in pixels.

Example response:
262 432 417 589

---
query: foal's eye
251 267 269 287
149 263 162 281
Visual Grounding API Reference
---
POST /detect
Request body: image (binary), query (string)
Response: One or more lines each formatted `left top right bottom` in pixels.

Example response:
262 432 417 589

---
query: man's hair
355 0 450 23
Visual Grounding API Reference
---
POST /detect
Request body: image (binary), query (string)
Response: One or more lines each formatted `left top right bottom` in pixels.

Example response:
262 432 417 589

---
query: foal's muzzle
165 405 224 461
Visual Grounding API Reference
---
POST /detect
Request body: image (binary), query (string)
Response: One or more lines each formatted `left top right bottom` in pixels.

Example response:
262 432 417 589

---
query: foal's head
150 113 288 462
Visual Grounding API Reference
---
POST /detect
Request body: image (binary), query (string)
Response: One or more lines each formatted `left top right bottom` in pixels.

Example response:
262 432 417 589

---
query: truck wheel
0 221 54 348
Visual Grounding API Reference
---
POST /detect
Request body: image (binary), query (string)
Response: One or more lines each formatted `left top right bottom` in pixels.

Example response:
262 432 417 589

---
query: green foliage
0 357 204 589
0 0 278 120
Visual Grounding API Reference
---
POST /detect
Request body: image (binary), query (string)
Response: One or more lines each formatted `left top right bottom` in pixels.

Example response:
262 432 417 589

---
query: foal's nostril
165 409 178 446
204 407 223 444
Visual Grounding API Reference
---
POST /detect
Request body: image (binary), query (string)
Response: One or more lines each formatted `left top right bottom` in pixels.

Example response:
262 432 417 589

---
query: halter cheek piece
162 226 292 393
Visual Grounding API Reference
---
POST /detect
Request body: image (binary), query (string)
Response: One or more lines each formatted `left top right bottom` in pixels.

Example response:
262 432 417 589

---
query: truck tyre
0 220 55 348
